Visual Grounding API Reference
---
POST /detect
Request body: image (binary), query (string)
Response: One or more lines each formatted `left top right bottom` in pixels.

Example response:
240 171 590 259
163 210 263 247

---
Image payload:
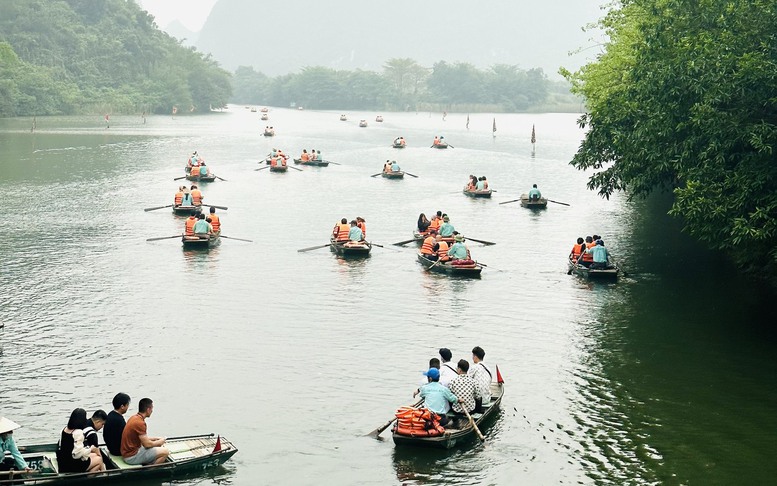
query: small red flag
212 435 222 453
496 365 504 384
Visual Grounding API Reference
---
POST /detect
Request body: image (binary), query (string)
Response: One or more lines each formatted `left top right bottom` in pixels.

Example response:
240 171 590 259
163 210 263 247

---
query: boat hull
392 143 405 149
392 383 503 448
417 254 482 277
568 259 619 279
432 143 448 149
520 194 548 208
185 174 216 183
463 188 492 198
330 238 371 257
182 232 220 249
269 166 288 172
382 171 404 179
11 435 237 485
172 205 201 216
263 132 275 137
293 158 329 167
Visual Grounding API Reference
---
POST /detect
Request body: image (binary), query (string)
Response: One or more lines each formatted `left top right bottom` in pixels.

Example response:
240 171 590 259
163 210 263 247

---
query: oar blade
392 238 417 246
297 243 332 253
146 235 181 242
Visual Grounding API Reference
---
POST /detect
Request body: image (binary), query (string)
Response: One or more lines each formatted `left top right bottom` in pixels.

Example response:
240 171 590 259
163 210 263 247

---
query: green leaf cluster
232 58 571 112
0 0 232 116
565 0 777 276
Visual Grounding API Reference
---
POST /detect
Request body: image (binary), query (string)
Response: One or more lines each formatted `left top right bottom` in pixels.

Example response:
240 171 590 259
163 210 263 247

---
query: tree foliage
231 58 569 112
0 0 232 116
565 0 777 275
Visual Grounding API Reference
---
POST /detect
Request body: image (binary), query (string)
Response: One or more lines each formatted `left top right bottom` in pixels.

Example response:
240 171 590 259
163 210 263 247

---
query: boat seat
108 453 142 469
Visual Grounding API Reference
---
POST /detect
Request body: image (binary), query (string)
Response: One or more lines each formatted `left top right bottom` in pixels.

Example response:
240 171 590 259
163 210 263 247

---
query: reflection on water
1 111 776 484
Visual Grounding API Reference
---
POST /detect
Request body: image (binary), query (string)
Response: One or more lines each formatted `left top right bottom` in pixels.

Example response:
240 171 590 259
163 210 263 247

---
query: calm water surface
1 108 776 485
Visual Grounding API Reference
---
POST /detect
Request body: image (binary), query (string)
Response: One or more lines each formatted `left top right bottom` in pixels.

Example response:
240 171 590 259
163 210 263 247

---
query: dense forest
231 59 580 112
564 0 777 280
0 0 231 116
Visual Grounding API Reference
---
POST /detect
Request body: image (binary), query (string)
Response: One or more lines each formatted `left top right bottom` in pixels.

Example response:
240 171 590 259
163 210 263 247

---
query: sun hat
443 216 450 222
0 417 21 434
423 368 440 380
454 235 463 242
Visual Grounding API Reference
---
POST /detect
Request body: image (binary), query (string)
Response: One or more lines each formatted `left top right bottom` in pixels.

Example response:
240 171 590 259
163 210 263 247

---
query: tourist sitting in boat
299 149 310 161
181 189 194 207
383 160 391 173
348 220 364 242
121 398 169 466
469 346 492 413
190 185 203 205
390 160 401 172
332 218 350 242
412 368 462 426
466 175 477 191
577 236 595 267
579 239 610 269
439 215 455 237
438 348 457 387
56 408 104 473
447 235 470 261
208 207 221 232
474 177 486 191
569 237 585 262
197 161 209 177
356 217 366 239
104 392 130 456
174 186 185 206
184 211 198 236
314 150 322 161
193 213 213 236
83 410 108 448
434 234 451 262
417 213 431 234
420 229 438 260
0 417 30 474
449 359 481 418
528 183 542 201
433 135 440 145
428 211 443 233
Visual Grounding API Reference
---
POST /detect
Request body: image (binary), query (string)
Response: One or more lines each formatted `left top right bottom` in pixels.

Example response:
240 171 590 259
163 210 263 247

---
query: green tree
565 0 777 276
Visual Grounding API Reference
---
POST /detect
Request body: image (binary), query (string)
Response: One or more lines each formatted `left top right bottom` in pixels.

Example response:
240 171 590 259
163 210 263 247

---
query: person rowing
447 235 470 261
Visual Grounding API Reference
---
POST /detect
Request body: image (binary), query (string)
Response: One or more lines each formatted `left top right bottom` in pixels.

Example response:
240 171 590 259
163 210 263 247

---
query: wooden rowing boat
432 142 448 149
293 158 329 167
392 142 405 149
568 258 619 280
520 193 548 208
340 115 347 121
172 205 201 216
260 107 268 112
392 383 503 448
4 434 237 485
260 113 269 120
329 238 371 257
185 173 216 183
269 165 288 172
263 130 275 137
463 187 492 198
359 120 368 127
375 115 384 122
182 231 220 249
382 171 404 179
417 254 482 277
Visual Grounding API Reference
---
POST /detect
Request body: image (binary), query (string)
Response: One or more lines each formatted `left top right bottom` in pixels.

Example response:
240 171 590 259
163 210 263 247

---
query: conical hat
0 417 21 434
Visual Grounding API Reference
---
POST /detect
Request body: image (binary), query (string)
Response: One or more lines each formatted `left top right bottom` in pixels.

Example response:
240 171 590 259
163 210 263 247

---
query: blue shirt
391 162 400 171
419 381 458 414
199 166 208 176
193 220 211 234
181 193 193 206
475 181 485 191
439 222 455 237
448 242 468 260
528 188 542 199
0 434 27 470
348 226 363 241
586 245 608 263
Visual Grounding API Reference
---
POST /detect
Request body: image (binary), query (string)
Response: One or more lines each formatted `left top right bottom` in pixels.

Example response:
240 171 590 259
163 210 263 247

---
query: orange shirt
120 413 146 458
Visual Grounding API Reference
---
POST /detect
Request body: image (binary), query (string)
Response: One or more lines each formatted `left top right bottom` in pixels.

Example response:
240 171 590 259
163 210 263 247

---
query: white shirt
468 361 492 403
439 362 458 387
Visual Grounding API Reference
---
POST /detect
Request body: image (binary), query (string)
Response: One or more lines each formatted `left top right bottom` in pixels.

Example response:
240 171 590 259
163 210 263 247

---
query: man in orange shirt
120 398 168 465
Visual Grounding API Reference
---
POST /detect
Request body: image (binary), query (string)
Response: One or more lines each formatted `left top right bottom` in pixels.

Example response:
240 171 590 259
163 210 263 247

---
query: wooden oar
462 236 496 246
173 176 187 181
499 199 521 205
366 399 424 438
147 234 182 242
214 175 227 181
404 172 419 178
166 433 215 441
203 204 228 210
392 238 418 246
220 235 253 242
289 166 303 172
447 144 456 148
475 262 502 272
325 160 342 165
256 166 270 171
371 243 403 252
370 173 383 177
426 258 443 271
548 199 570 206
297 243 332 252
462 407 485 441
144 204 173 212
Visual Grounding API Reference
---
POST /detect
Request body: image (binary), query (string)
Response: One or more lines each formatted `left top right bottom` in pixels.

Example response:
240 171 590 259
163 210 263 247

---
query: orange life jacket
571 243 583 259
174 191 184 205
184 217 197 236
394 407 445 436
582 242 595 262
357 222 366 239
209 214 220 232
433 137 440 145
428 218 441 232
437 241 450 261
191 190 202 205
333 223 350 242
421 236 436 255
300 153 309 161
271 157 278 167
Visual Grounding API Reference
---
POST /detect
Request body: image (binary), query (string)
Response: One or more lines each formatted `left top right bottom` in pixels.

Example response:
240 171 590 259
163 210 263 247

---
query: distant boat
261 113 269 120
340 115 347 121
260 107 269 113
375 115 384 122
359 120 368 127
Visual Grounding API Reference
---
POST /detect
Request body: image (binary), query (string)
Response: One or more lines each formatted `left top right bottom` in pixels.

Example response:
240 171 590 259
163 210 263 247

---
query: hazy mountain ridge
196 0 605 77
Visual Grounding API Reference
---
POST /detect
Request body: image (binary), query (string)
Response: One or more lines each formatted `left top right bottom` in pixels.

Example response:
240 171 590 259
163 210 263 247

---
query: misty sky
138 0 218 31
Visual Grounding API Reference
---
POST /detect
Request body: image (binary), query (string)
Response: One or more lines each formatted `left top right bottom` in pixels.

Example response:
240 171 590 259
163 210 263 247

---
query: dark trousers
474 398 483 414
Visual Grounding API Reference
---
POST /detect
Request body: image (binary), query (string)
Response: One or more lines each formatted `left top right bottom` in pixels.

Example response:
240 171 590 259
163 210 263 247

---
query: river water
1 108 776 485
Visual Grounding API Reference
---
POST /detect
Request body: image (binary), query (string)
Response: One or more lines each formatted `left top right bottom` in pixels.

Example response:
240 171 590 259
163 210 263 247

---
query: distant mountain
164 20 198 46
196 0 606 77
